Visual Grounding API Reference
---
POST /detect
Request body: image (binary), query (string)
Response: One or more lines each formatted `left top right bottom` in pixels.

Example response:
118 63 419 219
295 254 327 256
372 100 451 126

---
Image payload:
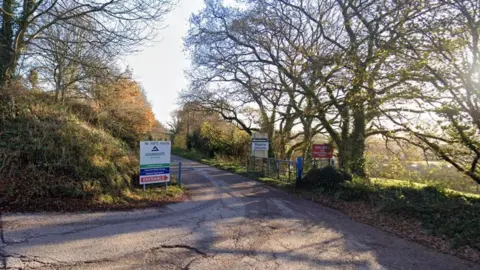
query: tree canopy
183 0 480 184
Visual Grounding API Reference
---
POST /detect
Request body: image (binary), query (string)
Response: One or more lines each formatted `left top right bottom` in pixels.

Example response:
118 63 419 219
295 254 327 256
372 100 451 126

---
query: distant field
371 178 480 198
368 160 480 194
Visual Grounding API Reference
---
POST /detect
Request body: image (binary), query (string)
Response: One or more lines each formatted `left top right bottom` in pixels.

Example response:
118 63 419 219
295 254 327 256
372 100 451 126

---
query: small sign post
251 135 269 159
140 141 171 190
296 156 303 186
312 144 334 166
252 138 269 151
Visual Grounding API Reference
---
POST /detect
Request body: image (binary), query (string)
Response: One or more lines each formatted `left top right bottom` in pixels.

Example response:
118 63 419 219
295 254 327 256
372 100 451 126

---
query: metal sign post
312 144 334 167
296 157 303 186
139 141 171 189
251 133 269 158
312 144 334 159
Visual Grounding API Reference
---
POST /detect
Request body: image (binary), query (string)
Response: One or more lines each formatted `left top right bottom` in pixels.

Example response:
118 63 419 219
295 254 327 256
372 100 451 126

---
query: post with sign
251 137 269 157
312 144 334 167
251 135 269 173
140 141 171 190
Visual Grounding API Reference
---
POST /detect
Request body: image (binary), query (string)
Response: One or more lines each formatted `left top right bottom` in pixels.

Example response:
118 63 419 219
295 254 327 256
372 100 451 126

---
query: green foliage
173 134 187 149
183 122 250 160
299 166 352 189
367 155 479 194
172 147 208 161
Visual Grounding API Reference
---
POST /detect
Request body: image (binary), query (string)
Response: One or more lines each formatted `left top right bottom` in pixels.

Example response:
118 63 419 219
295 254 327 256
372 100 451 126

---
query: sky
125 0 205 125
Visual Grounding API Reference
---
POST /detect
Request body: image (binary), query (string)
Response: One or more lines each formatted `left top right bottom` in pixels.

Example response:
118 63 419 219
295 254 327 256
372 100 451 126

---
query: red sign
312 144 334 159
140 175 169 184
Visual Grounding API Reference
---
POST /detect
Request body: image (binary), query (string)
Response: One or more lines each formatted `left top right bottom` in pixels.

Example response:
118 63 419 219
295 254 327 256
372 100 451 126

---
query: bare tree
185 0 429 175
184 0 324 159
0 0 174 88
30 18 112 103
382 0 480 184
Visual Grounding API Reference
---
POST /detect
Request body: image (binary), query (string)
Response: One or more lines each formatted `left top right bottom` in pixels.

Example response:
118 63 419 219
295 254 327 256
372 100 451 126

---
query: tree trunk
267 127 275 158
337 143 350 172
278 130 287 159
301 123 312 163
55 89 60 102
337 106 351 172
61 87 66 104
260 111 276 158
0 0 15 88
349 107 367 177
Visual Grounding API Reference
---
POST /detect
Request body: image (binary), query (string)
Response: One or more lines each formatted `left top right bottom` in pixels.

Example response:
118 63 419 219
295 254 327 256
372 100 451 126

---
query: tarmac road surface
0 156 478 269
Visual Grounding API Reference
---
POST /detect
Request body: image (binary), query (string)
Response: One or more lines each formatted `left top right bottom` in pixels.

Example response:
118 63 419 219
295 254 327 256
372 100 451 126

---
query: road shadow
1 158 477 269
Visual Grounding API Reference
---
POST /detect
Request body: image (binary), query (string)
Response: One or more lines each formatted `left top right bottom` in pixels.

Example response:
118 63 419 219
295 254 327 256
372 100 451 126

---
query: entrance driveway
0 156 478 269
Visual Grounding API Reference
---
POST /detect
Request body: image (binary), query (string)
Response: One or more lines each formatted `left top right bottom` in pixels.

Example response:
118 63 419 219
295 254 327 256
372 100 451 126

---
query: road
0 156 478 270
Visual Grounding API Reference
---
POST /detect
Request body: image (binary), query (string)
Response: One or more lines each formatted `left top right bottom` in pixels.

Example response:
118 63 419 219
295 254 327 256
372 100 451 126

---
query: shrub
299 166 352 189
335 177 376 201
184 122 250 160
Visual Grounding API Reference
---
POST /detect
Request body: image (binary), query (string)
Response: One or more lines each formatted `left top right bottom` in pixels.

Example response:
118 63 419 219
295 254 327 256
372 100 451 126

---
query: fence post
288 162 291 181
296 157 303 187
267 158 271 177
277 160 280 179
261 158 265 175
178 162 182 186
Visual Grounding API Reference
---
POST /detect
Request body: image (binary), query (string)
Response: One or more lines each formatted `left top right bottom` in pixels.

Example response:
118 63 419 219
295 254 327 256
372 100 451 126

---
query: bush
183 122 250 160
334 177 376 201
298 166 352 189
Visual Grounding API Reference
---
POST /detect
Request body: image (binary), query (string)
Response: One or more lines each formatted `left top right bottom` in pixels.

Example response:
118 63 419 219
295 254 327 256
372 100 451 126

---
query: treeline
182 0 480 184
0 0 173 209
169 103 250 160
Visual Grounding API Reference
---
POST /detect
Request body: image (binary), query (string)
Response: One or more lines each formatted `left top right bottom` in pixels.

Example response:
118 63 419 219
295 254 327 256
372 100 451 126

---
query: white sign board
140 141 171 185
252 141 269 151
251 134 269 158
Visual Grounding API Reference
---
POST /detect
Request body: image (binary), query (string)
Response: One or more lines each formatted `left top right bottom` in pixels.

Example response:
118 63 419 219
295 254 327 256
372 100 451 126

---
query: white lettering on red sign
312 144 334 159
140 175 169 184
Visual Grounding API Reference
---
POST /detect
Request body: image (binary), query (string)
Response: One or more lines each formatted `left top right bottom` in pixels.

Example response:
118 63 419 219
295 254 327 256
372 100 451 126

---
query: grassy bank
172 148 480 262
0 93 185 212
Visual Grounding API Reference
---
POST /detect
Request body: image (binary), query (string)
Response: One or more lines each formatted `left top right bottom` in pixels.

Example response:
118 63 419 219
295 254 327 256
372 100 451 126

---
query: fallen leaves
305 192 480 263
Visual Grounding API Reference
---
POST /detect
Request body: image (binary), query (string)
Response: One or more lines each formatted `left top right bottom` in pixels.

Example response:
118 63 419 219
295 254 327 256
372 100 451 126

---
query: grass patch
371 178 480 199
0 184 186 212
367 159 480 194
94 185 186 209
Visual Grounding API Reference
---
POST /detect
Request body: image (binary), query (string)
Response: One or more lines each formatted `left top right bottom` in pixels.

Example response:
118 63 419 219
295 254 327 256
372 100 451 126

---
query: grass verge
1 185 187 212
172 148 480 263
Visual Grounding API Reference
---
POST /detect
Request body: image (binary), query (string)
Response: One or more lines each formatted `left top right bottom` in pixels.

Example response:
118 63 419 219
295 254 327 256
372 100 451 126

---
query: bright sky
125 0 205 125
